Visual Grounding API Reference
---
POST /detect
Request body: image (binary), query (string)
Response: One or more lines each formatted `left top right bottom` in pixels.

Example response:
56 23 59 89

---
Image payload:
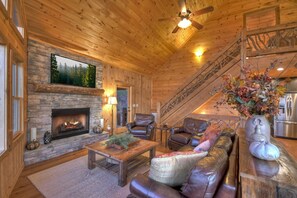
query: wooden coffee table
85 139 159 187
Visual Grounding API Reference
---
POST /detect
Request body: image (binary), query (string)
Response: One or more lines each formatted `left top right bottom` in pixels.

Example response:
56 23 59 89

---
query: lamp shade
108 96 118 105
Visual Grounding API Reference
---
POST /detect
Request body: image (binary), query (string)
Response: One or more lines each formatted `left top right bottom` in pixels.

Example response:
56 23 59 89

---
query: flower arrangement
219 65 286 118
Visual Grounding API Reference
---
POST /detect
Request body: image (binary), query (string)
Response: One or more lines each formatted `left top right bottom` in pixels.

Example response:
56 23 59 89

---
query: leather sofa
168 117 209 151
127 113 156 140
129 130 239 198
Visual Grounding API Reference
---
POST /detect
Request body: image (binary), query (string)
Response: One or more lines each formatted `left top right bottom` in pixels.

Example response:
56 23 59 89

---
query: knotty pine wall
193 93 239 116
152 0 297 113
102 65 152 133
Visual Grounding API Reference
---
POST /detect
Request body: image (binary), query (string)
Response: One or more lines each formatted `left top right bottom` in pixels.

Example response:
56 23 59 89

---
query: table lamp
108 96 118 135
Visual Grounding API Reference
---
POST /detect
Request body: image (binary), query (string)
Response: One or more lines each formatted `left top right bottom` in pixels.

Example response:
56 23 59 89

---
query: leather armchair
168 117 209 150
127 113 156 140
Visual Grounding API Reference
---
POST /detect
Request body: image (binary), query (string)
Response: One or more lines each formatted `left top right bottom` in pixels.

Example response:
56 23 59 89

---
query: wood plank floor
10 136 296 198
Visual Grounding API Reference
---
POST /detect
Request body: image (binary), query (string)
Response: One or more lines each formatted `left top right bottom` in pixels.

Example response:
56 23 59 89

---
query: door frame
115 81 133 133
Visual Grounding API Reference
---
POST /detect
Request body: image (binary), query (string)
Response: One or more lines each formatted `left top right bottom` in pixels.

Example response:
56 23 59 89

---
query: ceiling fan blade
191 20 203 30
172 25 180 33
158 17 179 21
191 6 214 16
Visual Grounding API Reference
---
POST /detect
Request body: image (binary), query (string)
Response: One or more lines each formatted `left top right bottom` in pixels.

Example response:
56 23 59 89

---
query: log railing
246 22 297 57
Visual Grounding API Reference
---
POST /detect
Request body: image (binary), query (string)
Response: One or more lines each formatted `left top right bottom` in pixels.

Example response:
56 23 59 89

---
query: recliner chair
127 113 155 140
168 117 209 150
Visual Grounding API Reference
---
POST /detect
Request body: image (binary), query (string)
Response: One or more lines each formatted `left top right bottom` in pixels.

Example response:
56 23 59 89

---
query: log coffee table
85 139 159 187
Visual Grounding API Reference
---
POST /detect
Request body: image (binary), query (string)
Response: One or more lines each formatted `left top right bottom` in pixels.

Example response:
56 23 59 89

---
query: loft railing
246 22 297 57
159 22 297 122
160 36 242 118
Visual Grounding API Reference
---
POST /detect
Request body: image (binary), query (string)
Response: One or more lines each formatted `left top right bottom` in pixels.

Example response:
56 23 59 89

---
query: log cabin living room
0 0 297 197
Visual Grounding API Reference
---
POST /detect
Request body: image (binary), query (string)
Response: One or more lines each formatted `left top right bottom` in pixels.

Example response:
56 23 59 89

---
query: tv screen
50 54 96 88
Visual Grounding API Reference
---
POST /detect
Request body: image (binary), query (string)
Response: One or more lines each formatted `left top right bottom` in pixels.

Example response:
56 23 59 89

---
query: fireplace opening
52 108 90 140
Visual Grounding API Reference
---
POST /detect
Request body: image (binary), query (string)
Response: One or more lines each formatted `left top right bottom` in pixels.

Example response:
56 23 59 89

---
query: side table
155 125 171 147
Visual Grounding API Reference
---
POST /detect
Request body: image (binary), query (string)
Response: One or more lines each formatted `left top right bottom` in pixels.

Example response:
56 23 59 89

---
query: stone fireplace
24 39 108 166
51 108 90 140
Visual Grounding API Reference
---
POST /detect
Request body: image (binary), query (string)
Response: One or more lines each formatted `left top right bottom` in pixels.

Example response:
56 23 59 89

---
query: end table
155 125 171 147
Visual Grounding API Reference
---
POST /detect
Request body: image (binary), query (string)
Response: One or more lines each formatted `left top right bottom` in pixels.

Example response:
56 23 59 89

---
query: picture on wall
50 54 96 88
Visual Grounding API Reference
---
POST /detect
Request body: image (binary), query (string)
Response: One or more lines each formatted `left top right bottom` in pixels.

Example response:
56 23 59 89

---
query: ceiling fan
159 0 214 33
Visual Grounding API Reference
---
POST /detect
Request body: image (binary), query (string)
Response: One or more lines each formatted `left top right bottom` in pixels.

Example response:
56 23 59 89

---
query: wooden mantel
34 83 104 96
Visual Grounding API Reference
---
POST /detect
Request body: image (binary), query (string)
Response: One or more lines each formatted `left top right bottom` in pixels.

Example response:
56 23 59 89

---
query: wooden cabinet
238 129 297 197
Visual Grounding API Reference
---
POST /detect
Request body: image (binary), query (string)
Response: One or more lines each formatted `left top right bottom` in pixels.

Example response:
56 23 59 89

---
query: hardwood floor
10 135 296 198
10 149 88 198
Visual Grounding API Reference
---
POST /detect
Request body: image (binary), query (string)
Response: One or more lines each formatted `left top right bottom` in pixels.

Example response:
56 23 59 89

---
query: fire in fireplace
51 108 90 140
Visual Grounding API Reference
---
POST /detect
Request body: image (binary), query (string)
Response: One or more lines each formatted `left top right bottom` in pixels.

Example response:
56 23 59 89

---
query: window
244 6 280 31
12 58 24 137
0 44 7 153
12 0 24 37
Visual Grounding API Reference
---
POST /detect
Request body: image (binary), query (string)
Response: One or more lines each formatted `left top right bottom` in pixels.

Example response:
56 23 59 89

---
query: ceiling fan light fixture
178 18 192 29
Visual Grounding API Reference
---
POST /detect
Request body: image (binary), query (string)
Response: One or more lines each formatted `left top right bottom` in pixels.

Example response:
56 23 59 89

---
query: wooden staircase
158 23 297 126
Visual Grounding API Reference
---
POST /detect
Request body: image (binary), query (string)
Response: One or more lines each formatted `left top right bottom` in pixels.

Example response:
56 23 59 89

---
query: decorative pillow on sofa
149 151 208 187
193 140 211 152
199 125 221 146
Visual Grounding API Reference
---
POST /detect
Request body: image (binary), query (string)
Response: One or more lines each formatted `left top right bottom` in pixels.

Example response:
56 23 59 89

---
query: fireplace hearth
52 108 90 140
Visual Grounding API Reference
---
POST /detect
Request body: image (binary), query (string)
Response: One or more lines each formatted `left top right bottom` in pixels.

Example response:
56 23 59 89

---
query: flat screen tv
50 54 96 88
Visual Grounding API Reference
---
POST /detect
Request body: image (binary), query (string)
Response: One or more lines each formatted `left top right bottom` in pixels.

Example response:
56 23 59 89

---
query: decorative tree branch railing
160 36 242 118
246 23 297 57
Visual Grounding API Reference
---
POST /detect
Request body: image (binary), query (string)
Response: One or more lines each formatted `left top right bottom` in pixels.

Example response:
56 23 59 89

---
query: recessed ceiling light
277 67 284 71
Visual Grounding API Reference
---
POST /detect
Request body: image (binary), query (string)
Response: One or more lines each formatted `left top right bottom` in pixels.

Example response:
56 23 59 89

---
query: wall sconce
108 96 118 135
102 95 109 104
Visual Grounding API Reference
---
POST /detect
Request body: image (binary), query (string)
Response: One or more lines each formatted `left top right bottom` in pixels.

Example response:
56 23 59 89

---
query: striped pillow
149 151 208 187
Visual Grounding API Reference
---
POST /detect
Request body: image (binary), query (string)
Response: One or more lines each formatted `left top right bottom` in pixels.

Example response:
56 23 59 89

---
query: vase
245 115 271 143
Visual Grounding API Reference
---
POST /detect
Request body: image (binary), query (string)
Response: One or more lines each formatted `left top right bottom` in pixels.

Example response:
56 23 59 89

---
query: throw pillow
193 140 211 152
149 151 208 187
199 125 221 146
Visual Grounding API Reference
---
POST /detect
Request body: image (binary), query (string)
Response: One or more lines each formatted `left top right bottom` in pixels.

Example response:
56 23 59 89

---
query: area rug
28 152 158 198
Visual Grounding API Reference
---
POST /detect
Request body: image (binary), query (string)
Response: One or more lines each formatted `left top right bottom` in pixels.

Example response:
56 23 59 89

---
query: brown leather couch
168 117 209 151
127 113 156 140
129 131 239 198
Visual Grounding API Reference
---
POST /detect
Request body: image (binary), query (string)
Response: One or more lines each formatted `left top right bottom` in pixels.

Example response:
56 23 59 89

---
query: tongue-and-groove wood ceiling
24 0 221 75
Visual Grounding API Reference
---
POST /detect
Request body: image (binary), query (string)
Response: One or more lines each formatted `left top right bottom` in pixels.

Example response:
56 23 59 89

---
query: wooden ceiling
24 0 222 75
